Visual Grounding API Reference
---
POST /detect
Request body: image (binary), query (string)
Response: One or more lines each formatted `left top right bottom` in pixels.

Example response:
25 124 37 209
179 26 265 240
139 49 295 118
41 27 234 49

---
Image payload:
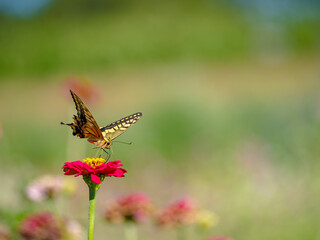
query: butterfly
61 90 142 149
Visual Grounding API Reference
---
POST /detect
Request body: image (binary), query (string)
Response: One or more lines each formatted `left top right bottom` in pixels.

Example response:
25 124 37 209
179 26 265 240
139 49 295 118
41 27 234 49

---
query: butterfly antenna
113 140 133 145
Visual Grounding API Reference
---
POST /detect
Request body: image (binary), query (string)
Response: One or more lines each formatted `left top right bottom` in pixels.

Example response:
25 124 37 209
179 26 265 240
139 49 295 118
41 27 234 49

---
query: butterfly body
61 90 142 149
92 138 111 149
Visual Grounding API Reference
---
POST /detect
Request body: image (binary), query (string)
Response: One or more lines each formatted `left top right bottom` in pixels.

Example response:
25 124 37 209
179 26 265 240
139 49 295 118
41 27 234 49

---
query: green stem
176 226 187 240
124 222 138 240
88 185 98 240
83 175 104 240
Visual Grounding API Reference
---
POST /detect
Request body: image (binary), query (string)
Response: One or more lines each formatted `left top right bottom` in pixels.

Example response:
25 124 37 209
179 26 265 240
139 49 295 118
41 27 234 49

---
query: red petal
109 168 127 177
82 163 95 174
62 161 84 176
90 174 101 184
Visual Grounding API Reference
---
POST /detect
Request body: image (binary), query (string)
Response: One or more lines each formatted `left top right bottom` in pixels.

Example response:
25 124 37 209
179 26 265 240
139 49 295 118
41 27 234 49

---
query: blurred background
0 0 320 239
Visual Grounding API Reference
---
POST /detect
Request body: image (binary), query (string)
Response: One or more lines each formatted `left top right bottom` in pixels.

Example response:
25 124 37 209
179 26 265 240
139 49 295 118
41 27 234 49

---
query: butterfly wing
100 112 142 141
62 90 104 143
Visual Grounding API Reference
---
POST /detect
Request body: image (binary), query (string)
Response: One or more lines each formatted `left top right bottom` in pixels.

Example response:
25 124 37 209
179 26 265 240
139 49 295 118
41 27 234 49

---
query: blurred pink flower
19 212 62 240
63 158 127 184
19 212 82 240
205 237 233 240
156 198 198 228
26 175 65 202
61 77 101 105
105 193 153 223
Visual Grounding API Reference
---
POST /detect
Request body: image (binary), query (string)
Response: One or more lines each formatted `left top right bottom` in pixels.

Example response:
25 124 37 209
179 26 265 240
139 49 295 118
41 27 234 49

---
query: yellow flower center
82 158 106 168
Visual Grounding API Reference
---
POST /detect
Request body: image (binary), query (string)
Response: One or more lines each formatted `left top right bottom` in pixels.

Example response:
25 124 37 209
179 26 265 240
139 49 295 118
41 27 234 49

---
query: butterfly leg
94 147 103 158
102 148 112 161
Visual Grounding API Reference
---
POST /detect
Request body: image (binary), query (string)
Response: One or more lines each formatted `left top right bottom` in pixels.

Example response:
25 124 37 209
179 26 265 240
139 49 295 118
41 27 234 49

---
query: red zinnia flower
63 158 127 184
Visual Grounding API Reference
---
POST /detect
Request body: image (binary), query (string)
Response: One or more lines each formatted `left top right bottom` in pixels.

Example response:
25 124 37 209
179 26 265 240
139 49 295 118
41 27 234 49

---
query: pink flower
105 193 153 223
156 198 198 228
63 158 127 184
19 212 62 240
26 175 64 202
205 237 233 240
19 212 82 240
61 77 101 105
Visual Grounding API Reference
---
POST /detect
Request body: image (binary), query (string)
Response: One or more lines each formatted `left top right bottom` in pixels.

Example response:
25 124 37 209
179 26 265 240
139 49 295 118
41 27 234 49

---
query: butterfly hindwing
101 112 142 141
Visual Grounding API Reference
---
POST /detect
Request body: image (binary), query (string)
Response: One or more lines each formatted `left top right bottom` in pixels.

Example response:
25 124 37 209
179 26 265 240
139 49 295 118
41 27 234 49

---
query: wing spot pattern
100 112 142 141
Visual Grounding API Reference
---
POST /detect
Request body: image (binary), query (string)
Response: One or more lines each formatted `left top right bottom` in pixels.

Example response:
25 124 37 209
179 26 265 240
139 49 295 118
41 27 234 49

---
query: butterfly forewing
69 90 104 140
101 112 142 141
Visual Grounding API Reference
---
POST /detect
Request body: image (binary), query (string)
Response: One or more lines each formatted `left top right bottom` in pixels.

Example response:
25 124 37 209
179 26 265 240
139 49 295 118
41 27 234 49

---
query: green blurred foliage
287 19 320 52
0 0 319 79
